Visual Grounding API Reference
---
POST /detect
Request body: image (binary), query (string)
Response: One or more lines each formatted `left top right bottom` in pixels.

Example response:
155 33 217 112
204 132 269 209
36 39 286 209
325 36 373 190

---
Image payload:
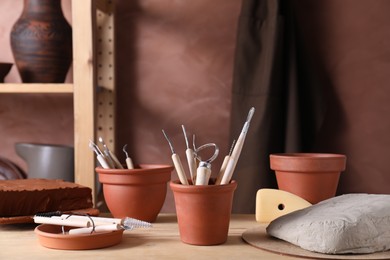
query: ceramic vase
10 0 72 83
170 179 237 245
270 153 346 204
0 63 13 83
96 164 173 222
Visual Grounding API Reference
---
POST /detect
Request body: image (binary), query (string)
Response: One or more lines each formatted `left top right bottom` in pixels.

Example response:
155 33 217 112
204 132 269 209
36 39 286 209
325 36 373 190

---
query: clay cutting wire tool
162 129 189 185
89 140 110 169
181 125 197 184
99 137 123 169
122 144 134 169
219 107 255 185
194 142 219 185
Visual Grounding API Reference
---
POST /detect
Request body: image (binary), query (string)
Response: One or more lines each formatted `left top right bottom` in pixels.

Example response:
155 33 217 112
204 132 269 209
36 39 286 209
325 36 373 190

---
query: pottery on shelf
170 179 237 246
96 164 173 222
10 0 72 83
270 153 346 204
15 142 74 182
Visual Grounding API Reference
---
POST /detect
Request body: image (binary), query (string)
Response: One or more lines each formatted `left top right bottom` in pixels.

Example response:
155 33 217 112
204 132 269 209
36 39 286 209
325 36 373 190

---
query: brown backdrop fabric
231 0 390 213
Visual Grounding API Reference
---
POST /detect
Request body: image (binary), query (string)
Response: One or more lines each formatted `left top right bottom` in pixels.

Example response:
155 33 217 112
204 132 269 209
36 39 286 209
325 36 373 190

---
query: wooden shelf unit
0 0 116 203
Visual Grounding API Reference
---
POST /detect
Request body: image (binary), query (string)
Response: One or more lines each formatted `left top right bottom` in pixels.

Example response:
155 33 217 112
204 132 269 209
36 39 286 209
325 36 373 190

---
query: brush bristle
34 211 62 217
122 217 152 230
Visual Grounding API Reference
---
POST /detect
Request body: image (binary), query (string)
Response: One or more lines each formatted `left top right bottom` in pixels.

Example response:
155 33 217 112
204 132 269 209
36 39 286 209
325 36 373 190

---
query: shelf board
0 83 73 93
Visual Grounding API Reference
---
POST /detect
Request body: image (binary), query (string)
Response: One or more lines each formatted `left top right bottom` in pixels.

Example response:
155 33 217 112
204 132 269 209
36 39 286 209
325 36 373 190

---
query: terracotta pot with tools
97 164 173 222
270 153 346 204
170 179 237 246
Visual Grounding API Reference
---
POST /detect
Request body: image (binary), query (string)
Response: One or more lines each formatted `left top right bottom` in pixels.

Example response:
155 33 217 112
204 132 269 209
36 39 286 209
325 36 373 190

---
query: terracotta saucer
35 224 124 250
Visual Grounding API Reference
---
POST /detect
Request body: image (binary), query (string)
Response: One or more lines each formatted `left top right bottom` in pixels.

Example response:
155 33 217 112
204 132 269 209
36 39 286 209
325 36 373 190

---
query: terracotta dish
35 224 124 250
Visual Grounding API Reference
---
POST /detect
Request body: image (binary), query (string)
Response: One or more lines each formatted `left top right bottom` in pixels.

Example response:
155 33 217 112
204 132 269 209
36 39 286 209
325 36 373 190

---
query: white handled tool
181 125 197 184
162 130 189 185
99 137 123 169
215 140 235 185
194 143 219 185
69 224 122 235
89 140 110 169
122 144 134 169
220 107 255 185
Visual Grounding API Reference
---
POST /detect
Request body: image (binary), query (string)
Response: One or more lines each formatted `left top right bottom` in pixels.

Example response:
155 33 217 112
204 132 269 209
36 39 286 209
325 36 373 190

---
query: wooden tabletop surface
0 214 301 259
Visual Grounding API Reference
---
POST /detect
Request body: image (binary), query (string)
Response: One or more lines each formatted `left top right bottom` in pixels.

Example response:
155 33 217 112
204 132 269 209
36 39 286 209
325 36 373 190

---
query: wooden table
0 214 300 259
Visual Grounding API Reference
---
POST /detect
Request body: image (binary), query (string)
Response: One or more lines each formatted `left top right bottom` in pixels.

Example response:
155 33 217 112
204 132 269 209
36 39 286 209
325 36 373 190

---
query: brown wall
0 0 241 212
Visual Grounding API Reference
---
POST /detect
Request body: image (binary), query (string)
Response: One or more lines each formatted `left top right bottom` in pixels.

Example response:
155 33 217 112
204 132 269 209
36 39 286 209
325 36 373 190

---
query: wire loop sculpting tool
219 107 255 185
194 142 219 185
89 140 110 169
162 129 189 185
99 137 123 169
181 125 197 185
215 139 236 185
122 144 134 169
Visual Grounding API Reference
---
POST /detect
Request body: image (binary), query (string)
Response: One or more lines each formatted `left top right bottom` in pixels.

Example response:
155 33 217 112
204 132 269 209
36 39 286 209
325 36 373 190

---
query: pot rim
270 153 346 159
96 164 174 175
170 179 237 194
270 153 347 172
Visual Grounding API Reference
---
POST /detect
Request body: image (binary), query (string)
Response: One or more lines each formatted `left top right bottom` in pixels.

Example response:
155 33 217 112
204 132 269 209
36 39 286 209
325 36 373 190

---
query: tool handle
125 157 134 169
33 216 91 228
215 155 230 185
195 165 211 185
109 150 124 169
61 214 122 226
69 224 122 235
219 131 245 184
219 157 235 185
97 154 110 169
172 154 189 185
185 148 197 184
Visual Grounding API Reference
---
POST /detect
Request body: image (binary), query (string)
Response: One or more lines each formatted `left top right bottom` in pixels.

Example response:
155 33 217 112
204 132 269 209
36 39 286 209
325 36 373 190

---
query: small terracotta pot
96 164 173 222
270 153 346 204
170 179 237 246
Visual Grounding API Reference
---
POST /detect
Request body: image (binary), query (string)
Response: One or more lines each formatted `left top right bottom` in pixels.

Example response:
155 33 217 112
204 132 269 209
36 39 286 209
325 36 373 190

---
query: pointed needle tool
162 129 189 185
215 139 236 185
181 125 197 185
89 140 110 169
99 137 123 169
122 144 134 169
219 107 255 185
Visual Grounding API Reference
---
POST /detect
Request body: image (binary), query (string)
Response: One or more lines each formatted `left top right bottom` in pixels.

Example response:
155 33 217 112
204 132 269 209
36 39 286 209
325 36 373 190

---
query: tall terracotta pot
10 0 72 83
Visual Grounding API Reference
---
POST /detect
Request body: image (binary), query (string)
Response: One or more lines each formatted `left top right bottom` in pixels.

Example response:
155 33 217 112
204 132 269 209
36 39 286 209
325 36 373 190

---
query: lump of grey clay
266 194 390 254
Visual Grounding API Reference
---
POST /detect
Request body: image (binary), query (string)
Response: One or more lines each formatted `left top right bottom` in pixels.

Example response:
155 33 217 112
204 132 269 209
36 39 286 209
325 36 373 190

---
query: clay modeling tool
219 107 255 185
69 224 122 235
215 139 236 185
162 129 189 185
122 144 134 169
33 214 92 228
181 125 197 184
89 140 110 169
256 188 312 223
99 137 123 169
194 143 219 185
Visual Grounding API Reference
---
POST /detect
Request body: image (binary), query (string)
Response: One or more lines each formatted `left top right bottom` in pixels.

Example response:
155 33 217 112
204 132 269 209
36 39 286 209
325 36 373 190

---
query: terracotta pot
270 153 346 204
96 164 173 222
170 179 237 245
10 0 72 83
